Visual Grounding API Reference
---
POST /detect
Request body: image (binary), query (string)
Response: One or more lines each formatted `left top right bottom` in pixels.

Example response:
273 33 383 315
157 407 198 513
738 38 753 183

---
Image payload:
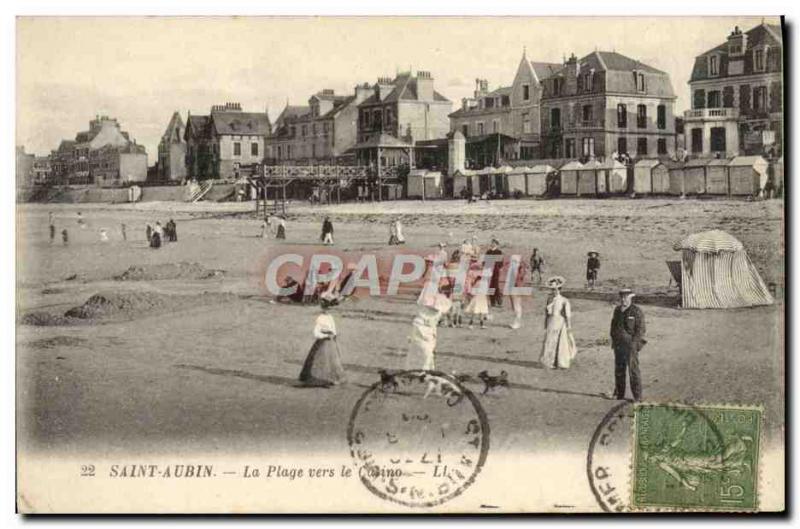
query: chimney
416 70 434 101
376 76 394 100
727 25 747 57
474 78 488 99
354 82 372 103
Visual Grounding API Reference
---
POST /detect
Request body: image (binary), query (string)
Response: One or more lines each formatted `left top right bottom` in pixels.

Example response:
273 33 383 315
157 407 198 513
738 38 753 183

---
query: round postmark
587 401 727 512
586 401 634 512
347 370 490 508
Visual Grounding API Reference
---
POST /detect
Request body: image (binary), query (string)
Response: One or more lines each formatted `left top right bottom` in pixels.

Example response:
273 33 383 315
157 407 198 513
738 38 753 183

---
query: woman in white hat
539 276 577 369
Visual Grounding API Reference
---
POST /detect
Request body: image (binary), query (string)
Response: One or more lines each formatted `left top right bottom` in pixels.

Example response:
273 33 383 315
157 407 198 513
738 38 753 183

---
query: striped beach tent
673 230 773 309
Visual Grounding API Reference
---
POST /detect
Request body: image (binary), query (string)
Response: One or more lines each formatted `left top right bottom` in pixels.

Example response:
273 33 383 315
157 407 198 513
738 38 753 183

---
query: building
448 51 561 161
353 71 452 168
684 22 783 159
49 115 147 185
16 146 35 187
90 142 148 186
184 102 272 180
157 111 187 182
540 51 677 160
31 156 52 184
266 85 372 163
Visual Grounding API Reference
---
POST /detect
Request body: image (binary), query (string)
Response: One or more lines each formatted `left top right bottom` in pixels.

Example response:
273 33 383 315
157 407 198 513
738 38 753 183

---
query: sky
16 16 780 161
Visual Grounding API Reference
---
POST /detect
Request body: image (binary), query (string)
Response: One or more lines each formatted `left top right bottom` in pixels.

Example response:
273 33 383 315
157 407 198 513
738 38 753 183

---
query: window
581 137 595 157
707 90 721 108
709 55 719 76
691 128 702 153
290 126 296 137
477 122 485 135
739 85 751 111
657 138 667 155
233 142 241 156
723 87 735 108
462 124 469 137
565 138 576 158
312 124 317 135
277 146 282 159
385 108 393 125
522 84 530 101
633 71 646 92
501 95 510 107
693 89 706 109
617 137 627 155
312 144 316 158
323 122 329 133
548 108 559 131
637 104 647 128
753 86 767 112
582 104 593 124
373 109 382 128
637 137 648 156
552 78 562 95
251 142 258 156
710 127 726 153
492 120 499 133
302 125 307 137
617 104 627 128
754 48 765 72
657 105 666 130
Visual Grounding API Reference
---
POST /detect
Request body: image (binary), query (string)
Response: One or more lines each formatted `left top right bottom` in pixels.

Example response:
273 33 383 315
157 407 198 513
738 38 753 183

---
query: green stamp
631 403 761 511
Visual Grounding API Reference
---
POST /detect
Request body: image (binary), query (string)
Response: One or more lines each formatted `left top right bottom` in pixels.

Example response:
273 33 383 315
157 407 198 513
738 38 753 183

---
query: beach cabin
633 159 669 194
667 161 687 196
407 169 443 199
599 159 628 194
728 156 768 196
507 166 528 196
705 159 731 195
527 164 555 196
454 169 480 198
559 161 583 195
495 165 513 195
575 160 602 196
683 159 709 195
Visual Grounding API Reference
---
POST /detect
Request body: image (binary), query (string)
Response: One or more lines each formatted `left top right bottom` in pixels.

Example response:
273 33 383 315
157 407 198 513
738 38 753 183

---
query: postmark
631 403 762 512
587 401 634 512
347 370 490 508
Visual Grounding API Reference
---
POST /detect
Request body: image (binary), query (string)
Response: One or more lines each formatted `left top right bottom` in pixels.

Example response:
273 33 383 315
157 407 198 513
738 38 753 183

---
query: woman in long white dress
406 292 452 371
539 276 577 369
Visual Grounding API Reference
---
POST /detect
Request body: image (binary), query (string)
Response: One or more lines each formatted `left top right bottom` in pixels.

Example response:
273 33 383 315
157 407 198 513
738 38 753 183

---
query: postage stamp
347 370 490 508
631 403 762 511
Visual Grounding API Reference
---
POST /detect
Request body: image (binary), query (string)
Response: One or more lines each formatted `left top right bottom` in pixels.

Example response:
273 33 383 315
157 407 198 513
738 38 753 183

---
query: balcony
684 108 739 121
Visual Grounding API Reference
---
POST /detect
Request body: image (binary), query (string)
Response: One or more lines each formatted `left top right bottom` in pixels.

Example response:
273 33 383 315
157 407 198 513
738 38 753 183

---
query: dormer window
753 47 766 72
632 71 646 92
709 55 719 77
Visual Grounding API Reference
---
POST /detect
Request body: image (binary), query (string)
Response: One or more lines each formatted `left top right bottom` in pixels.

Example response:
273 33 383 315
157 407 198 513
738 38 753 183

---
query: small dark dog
477 370 509 395
451 372 472 385
378 369 399 393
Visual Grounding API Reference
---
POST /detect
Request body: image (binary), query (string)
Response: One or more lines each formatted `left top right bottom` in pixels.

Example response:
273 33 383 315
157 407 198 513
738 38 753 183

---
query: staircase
188 181 214 202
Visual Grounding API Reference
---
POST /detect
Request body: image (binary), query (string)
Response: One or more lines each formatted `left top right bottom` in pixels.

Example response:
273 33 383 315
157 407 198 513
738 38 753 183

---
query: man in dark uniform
610 288 646 401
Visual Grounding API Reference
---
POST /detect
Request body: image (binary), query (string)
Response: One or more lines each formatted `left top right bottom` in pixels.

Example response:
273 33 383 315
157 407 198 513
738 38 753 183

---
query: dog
378 369 399 393
451 371 472 385
477 370 509 395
